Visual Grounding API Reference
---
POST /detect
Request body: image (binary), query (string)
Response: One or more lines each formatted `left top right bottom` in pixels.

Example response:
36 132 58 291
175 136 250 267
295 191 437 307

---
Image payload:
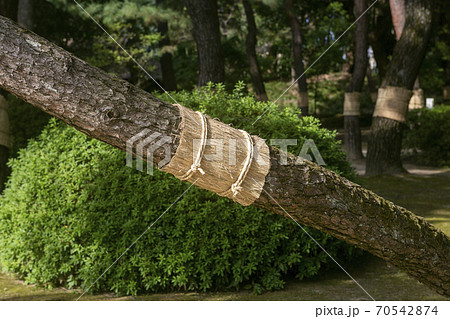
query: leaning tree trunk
243 0 268 102
185 0 225 86
0 16 448 296
343 0 368 161
366 0 434 176
285 0 308 116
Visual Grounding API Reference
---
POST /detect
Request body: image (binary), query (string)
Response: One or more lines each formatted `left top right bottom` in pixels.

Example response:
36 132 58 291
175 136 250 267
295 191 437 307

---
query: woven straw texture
161 104 271 206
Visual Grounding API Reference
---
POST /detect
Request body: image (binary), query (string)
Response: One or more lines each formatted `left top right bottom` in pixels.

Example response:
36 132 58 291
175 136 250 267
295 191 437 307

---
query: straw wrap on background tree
343 92 361 116
373 86 412 123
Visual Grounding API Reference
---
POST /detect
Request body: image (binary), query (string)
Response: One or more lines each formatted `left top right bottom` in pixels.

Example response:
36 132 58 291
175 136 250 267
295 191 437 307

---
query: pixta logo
126 129 172 175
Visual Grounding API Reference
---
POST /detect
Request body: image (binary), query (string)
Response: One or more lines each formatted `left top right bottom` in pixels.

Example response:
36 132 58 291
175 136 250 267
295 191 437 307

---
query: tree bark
184 0 225 86
344 0 368 161
0 16 448 296
242 0 268 102
17 0 32 30
285 0 308 116
366 0 434 176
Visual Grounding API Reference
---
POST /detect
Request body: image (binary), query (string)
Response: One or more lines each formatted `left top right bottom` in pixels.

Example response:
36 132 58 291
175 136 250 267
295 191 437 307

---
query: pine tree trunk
366 0 434 176
0 16 449 296
185 0 225 86
285 0 308 116
242 0 268 102
344 0 368 161
17 0 32 30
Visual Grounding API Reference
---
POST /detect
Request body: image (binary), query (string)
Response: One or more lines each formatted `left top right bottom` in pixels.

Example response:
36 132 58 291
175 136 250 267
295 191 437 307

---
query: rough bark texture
344 0 368 161
242 0 268 102
185 0 225 86
156 0 177 92
17 0 32 30
285 0 308 116
0 16 448 297
366 0 434 176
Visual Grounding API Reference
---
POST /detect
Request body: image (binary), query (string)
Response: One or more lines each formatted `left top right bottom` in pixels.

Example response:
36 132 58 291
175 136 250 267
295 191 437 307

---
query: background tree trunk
185 0 225 86
0 16 448 296
366 0 434 176
344 0 368 161
17 0 33 30
156 0 177 92
243 0 268 101
285 0 308 116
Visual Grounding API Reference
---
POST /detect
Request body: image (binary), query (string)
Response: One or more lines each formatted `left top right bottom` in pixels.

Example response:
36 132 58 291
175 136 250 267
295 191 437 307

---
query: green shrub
404 105 450 167
0 85 359 295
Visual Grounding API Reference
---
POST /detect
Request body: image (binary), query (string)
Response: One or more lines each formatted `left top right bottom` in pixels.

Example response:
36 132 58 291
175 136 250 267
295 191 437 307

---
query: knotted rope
179 111 208 180
219 129 254 198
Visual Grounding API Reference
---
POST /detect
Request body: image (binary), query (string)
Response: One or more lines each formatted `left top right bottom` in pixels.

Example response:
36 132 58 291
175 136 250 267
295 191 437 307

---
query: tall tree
366 0 434 175
17 0 33 29
184 0 225 86
0 16 448 296
242 0 268 101
156 0 177 91
343 0 368 161
285 0 308 116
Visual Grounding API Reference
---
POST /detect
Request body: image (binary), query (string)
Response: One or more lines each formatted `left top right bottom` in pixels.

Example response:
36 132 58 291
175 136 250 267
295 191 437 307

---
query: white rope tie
179 111 208 180
220 130 254 198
